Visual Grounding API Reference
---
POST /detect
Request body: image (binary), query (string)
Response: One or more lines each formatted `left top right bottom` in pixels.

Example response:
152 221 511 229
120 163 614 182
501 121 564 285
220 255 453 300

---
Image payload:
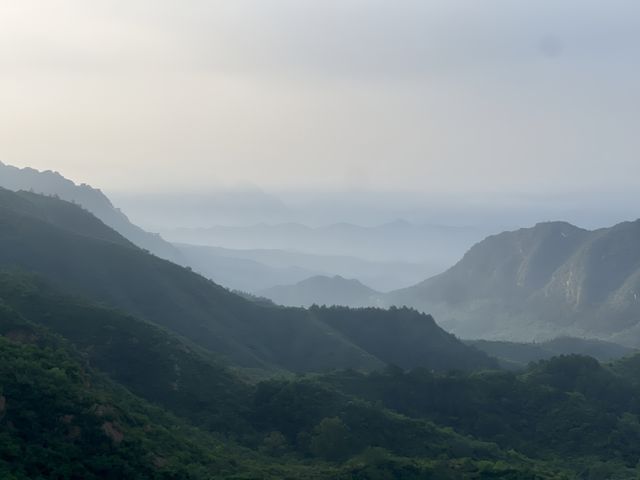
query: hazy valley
2 3 640 476
2 162 640 477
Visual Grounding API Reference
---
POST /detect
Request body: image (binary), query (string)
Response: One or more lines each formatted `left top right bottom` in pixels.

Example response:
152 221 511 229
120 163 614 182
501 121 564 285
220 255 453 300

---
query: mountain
6 274 640 477
0 291 305 479
0 163 445 291
175 243 320 292
162 220 490 268
0 161 182 262
0 187 496 373
321 354 640 477
0 270 251 433
0 287 564 479
260 275 382 308
466 337 635 369
6 187 640 477
176 243 435 292
312 306 496 372
388 220 640 345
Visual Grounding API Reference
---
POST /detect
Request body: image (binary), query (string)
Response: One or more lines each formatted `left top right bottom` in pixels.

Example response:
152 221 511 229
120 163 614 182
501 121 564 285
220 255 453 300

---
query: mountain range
5 165 640 476
8 162 640 348
260 275 382 308
0 161 183 263
389 220 640 345
467 337 636 369
0 186 494 373
263 220 640 348
176 243 435 292
162 220 490 267
0 162 453 291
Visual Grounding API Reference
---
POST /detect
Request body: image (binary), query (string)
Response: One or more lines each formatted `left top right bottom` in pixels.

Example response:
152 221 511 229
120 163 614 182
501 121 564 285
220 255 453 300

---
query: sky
1 0 640 197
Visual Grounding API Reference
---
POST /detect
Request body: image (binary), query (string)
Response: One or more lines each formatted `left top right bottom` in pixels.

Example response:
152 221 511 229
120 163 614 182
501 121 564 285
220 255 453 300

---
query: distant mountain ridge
0 186 497 372
263 220 640 348
0 163 458 292
466 337 636 369
177 243 436 292
163 220 491 266
259 275 382 308
388 220 640 345
0 161 182 262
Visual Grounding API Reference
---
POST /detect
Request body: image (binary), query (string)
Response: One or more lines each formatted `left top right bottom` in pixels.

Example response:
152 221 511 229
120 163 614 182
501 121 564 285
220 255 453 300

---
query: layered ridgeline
0 163 447 292
2 274 549 479
467 337 636 370
0 161 182 263
0 289 267 479
388 221 640 346
1 275 593 479
3 278 640 477
0 187 495 372
260 275 383 308
176 243 434 292
4 190 640 476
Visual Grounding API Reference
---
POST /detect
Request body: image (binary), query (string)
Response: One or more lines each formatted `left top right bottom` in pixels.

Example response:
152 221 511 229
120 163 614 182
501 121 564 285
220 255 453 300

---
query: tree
310 417 352 461
260 431 288 457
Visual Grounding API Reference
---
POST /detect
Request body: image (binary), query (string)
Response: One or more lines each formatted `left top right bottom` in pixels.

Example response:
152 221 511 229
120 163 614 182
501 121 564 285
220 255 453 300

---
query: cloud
1 0 639 194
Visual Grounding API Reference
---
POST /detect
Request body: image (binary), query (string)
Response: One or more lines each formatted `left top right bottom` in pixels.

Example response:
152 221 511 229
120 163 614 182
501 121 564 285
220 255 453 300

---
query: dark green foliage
0 318 565 479
0 336 243 479
310 417 352 461
0 271 252 434
323 356 640 472
467 338 635 370
313 305 498 371
1 188 639 478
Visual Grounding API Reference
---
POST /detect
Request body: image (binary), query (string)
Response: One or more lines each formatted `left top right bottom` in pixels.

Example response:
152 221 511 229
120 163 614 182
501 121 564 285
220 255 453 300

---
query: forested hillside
2 188 640 478
389 221 640 345
2 277 640 477
0 272 568 479
0 188 494 373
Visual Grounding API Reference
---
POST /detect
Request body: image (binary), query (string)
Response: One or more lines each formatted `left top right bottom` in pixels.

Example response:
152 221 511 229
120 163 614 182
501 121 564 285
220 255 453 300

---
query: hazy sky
1 1 639 195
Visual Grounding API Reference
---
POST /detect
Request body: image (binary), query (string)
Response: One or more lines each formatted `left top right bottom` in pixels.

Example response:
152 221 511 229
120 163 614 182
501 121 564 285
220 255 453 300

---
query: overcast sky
1 0 639 195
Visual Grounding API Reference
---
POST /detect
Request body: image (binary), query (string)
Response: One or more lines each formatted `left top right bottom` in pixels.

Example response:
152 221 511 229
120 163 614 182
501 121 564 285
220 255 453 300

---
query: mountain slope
0 211 635 477
0 289 563 479
260 275 382 308
0 314 272 479
0 188 495 373
0 162 182 262
467 337 635 369
388 220 640 345
313 306 497 371
0 270 251 433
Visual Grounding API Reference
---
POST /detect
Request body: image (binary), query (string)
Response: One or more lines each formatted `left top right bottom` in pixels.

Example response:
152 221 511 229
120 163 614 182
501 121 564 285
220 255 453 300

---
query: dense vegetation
467 338 635 369
3 270 640 477
0 283 565 478
2 189 640 477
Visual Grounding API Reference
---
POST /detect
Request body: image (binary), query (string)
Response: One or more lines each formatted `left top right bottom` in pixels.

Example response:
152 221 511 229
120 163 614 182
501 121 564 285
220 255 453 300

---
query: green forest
1 189 640 479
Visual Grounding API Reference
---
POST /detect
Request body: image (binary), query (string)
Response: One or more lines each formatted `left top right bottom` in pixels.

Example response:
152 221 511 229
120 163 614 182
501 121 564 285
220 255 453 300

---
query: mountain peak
389 218 640 344
0 162 181 263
